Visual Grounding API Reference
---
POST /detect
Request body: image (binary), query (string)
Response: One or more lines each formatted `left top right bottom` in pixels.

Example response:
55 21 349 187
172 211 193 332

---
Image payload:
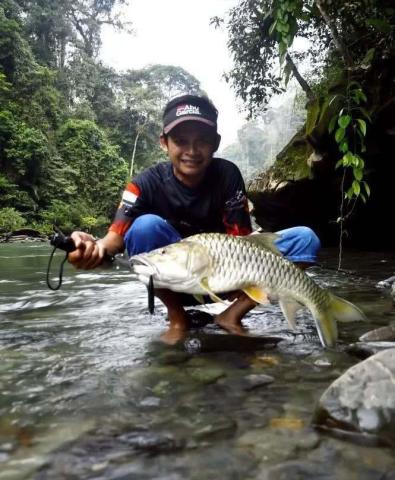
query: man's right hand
68 231 106 270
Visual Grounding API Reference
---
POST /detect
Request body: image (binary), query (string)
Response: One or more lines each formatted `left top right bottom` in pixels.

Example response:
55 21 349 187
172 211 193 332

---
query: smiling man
68 94 320 343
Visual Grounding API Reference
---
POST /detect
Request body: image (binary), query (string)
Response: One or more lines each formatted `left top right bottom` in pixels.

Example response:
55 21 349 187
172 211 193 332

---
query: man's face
160 121 219 186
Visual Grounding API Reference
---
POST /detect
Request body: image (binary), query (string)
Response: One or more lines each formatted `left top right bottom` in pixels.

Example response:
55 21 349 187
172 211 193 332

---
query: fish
129 232 367 348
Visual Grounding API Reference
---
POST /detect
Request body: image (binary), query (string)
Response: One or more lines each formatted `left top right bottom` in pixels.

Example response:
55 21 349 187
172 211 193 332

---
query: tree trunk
285 53 315 100
315 0 353 67
130 130 141 178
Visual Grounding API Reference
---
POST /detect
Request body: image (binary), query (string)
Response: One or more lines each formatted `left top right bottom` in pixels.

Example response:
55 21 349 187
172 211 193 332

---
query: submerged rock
313 348 395 446
359 324 395 342
347 341 395 359
183 333 282 354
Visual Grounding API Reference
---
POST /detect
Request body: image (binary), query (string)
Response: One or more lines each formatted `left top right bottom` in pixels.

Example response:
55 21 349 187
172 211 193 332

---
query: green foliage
0 207 26 233
56 119 128 215
0 0 202 235
329 82 371 202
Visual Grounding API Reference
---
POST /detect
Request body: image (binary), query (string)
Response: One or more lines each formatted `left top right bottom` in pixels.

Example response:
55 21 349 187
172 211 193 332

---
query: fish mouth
129 256 158 277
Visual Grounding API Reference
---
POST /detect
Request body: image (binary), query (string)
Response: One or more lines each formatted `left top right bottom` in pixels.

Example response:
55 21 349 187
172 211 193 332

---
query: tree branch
285 53 315 100
315 0 353 67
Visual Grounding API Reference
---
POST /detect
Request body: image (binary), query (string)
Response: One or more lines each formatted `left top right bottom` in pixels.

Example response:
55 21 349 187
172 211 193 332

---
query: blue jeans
124 214 320 263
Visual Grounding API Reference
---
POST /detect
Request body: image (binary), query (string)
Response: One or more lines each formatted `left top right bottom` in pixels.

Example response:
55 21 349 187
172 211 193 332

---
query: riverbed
1 242 394 479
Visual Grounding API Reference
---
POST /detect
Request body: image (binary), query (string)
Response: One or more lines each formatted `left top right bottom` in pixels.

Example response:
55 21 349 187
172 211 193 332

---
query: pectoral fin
242 286 269 304
193 294 205 305
199 277 226 304
279 298 303 330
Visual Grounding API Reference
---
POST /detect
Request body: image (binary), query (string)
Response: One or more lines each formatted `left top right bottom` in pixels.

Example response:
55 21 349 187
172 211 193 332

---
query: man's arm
68 230 125 270
221 163 252 236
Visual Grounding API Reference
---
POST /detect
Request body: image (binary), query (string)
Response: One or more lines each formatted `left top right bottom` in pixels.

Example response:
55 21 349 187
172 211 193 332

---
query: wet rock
258 460 333 479
139 396 161 408
314 348 395 446
185 309 214 328
359 324 395 342
346 342 395 359
258 460 385 480
156 350 190 366
192 416 237 441
188 367 225 384
237 427 320 463
376 276 395 291
118 431 184 453
183 333 282 354
242 374 275 391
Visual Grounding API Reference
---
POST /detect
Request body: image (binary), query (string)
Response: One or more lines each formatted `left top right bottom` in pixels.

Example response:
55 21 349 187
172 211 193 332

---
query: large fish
129 233 366 348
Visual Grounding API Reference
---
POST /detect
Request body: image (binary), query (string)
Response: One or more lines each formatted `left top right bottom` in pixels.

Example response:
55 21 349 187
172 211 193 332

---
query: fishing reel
49 227 76 253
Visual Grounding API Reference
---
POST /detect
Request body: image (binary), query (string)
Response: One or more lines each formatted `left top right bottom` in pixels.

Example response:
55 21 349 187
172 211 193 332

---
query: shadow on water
0 243 394 479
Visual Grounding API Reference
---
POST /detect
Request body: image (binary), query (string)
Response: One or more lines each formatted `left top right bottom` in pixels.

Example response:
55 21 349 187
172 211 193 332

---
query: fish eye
160 249 166 254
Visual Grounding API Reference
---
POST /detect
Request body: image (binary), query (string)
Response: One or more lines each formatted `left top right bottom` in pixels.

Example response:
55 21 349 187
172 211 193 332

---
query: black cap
162 94 218 134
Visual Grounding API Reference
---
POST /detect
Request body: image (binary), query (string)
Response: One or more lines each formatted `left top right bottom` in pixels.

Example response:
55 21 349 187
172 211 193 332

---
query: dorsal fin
241 233 282 256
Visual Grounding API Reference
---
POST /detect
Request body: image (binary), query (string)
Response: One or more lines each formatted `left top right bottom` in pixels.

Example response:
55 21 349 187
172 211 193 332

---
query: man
69 94 320 343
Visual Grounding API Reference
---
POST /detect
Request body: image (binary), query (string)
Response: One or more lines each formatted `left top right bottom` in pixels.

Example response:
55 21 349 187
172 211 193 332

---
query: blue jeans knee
275 226 321 263
124 214 181 256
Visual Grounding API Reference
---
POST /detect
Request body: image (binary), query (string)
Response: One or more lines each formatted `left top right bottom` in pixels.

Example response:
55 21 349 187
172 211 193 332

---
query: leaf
352 180 361 196
328 115 337 134
283 62 292 86
357 119 367 136
269 20 278 36
360 48 375 68
363 182 371 197
360 108 372 123
335 159 344 169
353 168 363 181
335 127 345 143
328 94 340 107
338 115 351 129
339 141 348 153
279 41 287 56
356 89 368 103
346 187 354 200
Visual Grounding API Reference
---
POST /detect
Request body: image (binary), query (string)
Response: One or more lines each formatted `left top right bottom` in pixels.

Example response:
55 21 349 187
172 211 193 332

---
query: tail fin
312 294 367 348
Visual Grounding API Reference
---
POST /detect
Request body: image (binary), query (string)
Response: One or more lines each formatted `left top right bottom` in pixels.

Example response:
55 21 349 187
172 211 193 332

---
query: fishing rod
46 227 155 313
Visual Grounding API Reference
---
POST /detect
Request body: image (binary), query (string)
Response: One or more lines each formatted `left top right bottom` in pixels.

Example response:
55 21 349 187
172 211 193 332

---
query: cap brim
163 116 216 134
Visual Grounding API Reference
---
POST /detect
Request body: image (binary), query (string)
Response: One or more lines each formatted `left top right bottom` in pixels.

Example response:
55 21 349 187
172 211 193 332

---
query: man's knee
124 214 181 256
127 214 166 237
275 226 321 263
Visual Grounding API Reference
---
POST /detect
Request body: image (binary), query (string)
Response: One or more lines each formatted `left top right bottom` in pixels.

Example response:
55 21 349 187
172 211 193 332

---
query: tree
213 0 394 116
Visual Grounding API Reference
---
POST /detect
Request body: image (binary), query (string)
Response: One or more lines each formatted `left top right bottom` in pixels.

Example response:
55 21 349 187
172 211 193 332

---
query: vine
269 0 372 268
328 80 371 268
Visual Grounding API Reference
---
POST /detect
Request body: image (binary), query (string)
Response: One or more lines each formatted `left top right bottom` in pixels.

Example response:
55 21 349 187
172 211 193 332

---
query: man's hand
68 231 106 270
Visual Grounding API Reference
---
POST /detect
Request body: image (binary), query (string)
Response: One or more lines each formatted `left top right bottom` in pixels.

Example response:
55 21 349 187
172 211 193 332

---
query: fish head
129 240 211 291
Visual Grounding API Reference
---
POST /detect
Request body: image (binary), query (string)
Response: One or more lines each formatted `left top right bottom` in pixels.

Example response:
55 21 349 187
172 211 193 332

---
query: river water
0 242 394 479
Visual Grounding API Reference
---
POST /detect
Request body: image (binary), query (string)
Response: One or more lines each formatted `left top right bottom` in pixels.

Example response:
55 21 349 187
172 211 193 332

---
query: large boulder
249 57 395 248
313 348 395 446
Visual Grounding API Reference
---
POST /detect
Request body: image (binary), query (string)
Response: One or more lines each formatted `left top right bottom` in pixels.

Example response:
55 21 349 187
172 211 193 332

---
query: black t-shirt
109 158 252 238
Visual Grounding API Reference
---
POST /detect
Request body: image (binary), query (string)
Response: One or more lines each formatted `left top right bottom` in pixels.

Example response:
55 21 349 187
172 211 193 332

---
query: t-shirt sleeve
108 181 147 236
221 164 252 236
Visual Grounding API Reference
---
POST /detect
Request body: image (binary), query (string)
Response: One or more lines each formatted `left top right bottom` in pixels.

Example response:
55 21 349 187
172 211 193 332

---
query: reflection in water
0 243 395 479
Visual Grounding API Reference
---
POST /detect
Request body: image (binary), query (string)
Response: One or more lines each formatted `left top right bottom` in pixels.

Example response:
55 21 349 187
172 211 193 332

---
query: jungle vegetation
0 0 201 235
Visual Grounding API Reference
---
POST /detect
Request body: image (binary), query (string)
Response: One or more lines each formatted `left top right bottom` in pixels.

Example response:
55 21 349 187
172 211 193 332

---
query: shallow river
1 242 395 479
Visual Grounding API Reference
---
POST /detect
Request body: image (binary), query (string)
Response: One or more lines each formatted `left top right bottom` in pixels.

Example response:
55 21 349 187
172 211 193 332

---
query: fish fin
279 298 303 330
311 293 366 348
242 233 282 256
193 294 205 305
199 278 226 304
329 294 367 323
242 286 269 304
